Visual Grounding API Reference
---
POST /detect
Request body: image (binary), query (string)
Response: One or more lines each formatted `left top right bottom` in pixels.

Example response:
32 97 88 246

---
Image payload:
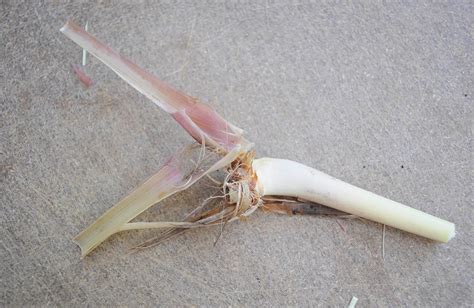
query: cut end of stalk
435 221 455 243
72 236 90 259
446 225 456 242
59 22 69 34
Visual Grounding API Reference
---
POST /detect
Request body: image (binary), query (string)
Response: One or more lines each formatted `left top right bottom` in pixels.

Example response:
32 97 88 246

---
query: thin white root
119 222 194 231
348 296 358 308
82 21 88 66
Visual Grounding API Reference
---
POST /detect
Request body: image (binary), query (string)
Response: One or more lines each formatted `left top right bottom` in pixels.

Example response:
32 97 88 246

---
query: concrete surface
1 1 472 306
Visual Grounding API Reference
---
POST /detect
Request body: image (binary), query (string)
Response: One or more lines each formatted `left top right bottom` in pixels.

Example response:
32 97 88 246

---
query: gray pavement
1 1 472 306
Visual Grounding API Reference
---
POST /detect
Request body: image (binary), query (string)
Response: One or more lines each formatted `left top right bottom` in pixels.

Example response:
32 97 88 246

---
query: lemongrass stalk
60 20 455 257
252 158 455 242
